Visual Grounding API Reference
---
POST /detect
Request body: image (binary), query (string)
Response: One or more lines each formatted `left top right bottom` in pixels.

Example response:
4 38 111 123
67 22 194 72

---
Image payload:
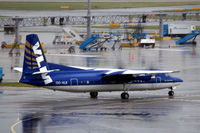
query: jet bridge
176 30 200 44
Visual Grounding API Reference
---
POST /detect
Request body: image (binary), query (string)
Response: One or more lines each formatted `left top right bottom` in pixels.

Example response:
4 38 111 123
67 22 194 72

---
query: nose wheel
168 87 174 97
121 92 129 99
168 91 174 96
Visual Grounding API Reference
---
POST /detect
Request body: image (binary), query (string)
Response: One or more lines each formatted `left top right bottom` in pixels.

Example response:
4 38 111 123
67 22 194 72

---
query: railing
0 12 199 27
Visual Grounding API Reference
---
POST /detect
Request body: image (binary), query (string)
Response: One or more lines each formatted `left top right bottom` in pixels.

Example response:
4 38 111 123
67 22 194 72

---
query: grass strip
0 2 200 10
158 9 200 12
0 16 8 18
0 82 37 87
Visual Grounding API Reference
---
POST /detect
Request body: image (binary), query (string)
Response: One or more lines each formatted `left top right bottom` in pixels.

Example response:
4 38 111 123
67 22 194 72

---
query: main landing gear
121 92 129 99
90 92 98 98
121 84 129 99
90 91 130 99
168 87 174 97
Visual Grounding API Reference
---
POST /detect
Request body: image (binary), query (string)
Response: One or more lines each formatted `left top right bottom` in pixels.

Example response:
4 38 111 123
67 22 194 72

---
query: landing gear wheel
168 90 174 97
121 92 129 99
90 92 98 98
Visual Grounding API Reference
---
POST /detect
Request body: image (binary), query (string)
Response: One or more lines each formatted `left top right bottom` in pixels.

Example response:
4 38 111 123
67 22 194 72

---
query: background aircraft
19 34 183 99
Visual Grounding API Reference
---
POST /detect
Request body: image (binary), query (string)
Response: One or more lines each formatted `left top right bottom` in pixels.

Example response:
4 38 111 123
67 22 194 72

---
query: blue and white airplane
19 34 183 99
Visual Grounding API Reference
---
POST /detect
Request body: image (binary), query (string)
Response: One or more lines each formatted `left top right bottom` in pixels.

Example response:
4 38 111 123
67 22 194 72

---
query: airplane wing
102 69 179 82
117 70 178 75
104 69 179 76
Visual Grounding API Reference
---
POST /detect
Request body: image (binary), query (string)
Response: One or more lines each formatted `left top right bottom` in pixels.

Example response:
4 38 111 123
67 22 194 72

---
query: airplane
18 34 183 99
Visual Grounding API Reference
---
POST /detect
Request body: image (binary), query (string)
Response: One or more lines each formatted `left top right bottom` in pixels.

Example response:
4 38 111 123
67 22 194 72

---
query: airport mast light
9 17 23 56
87 0 91 38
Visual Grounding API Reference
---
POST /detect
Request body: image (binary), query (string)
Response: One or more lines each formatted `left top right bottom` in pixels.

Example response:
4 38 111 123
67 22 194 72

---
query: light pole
157 14 166 38
87 0 91 38
9 17 23 56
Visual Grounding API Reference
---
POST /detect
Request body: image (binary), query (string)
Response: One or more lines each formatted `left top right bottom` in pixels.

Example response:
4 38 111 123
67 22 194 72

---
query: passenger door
70 78 78 85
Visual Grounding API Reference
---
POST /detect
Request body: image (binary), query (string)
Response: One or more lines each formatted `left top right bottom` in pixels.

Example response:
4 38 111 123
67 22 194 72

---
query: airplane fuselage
22 69 182 93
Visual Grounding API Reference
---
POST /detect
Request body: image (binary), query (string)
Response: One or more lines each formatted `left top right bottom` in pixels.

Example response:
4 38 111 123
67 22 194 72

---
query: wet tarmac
0 31 200 133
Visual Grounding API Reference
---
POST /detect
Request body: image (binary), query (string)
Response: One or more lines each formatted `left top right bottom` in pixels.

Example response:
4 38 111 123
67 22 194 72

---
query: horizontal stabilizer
32 69 58 75
14 67 23 72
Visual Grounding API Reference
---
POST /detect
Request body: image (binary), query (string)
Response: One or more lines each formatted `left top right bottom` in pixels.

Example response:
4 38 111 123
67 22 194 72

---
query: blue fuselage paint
20 69 183 87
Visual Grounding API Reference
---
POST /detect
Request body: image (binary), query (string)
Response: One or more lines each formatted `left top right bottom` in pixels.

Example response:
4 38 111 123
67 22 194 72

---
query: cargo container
163 24 196 37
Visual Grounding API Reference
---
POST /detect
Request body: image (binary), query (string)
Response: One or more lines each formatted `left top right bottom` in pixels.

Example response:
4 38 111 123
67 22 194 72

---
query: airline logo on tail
33 42 45 70
32 41 52 85
24 34 53 85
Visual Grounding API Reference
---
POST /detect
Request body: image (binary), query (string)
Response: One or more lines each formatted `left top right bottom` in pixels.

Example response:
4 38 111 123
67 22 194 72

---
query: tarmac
0 31 200 133
0 86 200 133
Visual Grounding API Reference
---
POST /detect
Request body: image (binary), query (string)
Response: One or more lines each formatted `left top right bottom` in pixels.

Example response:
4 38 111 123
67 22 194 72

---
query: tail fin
20 34 52 85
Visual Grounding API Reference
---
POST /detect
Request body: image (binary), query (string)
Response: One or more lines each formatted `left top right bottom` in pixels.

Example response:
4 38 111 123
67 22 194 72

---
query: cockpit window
165 74 169 77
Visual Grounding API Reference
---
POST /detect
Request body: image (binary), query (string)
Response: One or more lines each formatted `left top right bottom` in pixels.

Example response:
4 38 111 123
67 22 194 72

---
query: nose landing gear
168 87 174 97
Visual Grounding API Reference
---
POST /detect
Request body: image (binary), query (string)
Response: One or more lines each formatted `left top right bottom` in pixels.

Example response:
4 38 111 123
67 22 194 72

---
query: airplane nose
174 77 183 82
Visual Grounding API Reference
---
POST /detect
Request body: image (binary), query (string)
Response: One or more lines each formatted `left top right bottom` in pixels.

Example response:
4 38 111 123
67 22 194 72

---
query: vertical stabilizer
20 34 52 85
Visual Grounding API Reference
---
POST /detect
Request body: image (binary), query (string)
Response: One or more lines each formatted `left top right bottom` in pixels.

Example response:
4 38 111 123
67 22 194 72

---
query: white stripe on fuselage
46 82 181 92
